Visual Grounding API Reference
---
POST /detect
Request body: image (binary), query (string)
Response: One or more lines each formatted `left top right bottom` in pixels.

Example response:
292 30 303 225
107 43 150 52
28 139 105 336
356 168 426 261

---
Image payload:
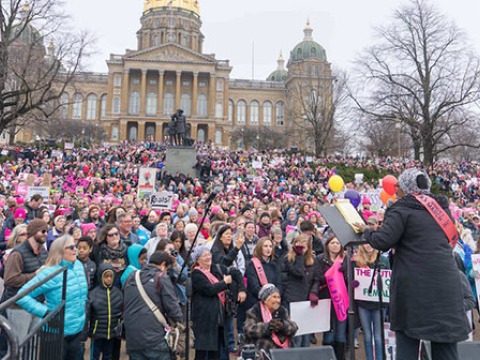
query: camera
169 249 179 257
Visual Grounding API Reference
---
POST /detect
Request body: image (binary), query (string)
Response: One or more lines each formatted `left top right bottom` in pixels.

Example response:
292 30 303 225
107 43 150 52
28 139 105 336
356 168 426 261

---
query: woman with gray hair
356 168 469 360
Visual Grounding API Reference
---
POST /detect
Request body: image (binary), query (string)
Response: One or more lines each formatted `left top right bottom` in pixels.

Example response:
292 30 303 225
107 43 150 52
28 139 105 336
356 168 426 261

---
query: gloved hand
309 292 319 307
352 280 360 288
269 319 284 333
293 245 304 255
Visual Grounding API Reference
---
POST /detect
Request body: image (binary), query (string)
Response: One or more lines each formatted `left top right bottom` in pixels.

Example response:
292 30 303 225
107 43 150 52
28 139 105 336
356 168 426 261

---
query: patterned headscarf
398 168 431 195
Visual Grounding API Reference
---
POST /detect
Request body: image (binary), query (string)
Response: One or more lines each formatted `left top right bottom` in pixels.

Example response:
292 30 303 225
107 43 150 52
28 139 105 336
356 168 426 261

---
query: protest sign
51 150 63 160
252 161 263 169
325 259 348 321
64 142 74 150
27 186 50 202
138 167 157 199
15 184 28 196
472 254 480 306
290 300 331 336
354 267 391 303
354 173 364 184
150 191 174 210
384 322 396 360
62 176 91 193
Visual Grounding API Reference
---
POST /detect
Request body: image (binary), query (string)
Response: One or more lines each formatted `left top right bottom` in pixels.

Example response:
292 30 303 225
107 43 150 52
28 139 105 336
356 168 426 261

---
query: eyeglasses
64 245 76 251
40 229 48 234
107 232 119 237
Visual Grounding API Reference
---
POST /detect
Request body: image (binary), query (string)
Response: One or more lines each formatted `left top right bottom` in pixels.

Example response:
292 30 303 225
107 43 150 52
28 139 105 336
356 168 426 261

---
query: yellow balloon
328 175 344 193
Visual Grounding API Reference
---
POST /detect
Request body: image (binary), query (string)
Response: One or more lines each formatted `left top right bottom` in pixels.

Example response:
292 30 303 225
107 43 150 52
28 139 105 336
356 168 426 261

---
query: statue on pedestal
174 109 187 146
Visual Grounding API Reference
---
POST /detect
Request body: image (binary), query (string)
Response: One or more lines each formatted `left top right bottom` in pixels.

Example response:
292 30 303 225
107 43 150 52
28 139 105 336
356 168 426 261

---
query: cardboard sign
27 186 50 202
354 267 391 303
150 191 174 210
289 300 331 336
138 167 157 200
64 142 74 150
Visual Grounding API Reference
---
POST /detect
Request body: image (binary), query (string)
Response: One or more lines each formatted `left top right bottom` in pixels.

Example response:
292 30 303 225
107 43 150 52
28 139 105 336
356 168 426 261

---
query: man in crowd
118 213 140 246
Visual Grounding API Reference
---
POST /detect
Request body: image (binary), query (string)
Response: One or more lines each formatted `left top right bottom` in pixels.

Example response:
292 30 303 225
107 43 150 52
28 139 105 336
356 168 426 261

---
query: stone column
157 71 164 117
138 121 145 141
106 74 114 117
120 121 127 142
120 70 130 114
192 72 199 118
223 79 229 122
175 71 182 110
140 69 148 116
209 74 216 118
155 122 164 142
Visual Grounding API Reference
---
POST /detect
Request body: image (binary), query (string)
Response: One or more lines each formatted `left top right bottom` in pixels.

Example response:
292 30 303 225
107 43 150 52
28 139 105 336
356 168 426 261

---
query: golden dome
144 0 200 15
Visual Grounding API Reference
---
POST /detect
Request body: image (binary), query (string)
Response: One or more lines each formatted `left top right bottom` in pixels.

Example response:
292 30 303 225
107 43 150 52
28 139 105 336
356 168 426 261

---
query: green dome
267 69 288 82
291 40 326 62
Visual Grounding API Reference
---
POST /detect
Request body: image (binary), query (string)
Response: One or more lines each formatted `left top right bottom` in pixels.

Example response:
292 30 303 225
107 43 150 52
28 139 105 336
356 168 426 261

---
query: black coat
191 264 245 351
244 258 282 310
364 194 469 343
282 254 319 304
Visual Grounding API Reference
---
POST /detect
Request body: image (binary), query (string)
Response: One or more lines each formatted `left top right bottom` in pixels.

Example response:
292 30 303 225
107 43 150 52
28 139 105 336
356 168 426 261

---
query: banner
62 176 91 193
51 150 63 160
150 191 174 210
354 267 391 303
138 167 157 199
325 259 349 321
472 254 480 306
64 142 74 150
289 300 331 336
27 186 50 202
252 161 263 169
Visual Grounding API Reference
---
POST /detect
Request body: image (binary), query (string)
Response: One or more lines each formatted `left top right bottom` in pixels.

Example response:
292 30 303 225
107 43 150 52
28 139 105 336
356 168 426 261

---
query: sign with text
62 176 90 194
27 186 50 202
252 161 263 169
64 142 74 150
472 254 480 306
138 167 157 199
150 191 174 210
354 267 391 303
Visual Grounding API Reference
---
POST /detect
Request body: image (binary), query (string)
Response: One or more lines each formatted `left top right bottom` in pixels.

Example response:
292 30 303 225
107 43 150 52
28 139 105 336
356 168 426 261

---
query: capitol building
19 0 334 149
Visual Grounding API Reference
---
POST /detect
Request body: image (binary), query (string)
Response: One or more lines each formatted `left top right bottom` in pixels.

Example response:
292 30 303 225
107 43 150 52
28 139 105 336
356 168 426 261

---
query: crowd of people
0 142 478 360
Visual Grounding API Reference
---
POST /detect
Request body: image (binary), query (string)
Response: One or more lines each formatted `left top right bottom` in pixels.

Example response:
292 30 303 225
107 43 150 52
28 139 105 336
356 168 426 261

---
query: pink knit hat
14 208 27 219
80 223 97 236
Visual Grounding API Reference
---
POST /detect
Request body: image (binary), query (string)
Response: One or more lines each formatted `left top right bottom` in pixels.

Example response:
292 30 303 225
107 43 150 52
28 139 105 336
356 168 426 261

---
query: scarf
194 266 226 307
259 302 289 349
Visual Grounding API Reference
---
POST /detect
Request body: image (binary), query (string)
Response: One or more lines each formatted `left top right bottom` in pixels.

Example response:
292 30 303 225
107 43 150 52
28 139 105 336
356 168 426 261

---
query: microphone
205 186 222 204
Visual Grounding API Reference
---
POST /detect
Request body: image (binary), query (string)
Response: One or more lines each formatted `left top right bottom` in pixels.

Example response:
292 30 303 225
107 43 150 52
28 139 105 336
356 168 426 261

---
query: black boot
334 342 346 360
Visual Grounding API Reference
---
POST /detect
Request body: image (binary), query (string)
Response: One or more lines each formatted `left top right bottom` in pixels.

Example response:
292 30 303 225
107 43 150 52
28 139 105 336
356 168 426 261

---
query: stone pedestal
164 146 197 177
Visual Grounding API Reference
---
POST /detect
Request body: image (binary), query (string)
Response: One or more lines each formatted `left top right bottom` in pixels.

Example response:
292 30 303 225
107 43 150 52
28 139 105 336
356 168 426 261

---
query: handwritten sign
62 176 90 194
27 186 50 202
325 259 348 321
64 142 74 150
150 191 174 210
138 167 157 199
354 267 391 303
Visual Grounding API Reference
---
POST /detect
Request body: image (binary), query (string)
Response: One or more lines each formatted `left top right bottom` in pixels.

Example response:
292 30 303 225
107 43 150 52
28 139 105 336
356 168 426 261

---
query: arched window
163 93 174 115
250 101 259 125
263 101 272 126
146 92 157 115
228 99 234 122
180 94 191 116
197 94 207 118
296 48 302 60
86 94 97 120
146 124 155 137
215 130 222 144
276 102 285 126
129 91 140 115
215 102 223 118
100 95 107 119
311 47 317 57
59 93 69 118
237 100 246 124
152 34 160 46
129 126 137 141
72 93 83 119
198 129 205 143
112 97 121 114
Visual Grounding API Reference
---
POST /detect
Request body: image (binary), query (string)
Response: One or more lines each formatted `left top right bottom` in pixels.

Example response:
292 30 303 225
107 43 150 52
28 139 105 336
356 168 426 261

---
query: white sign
384 322 396 360
138 167 157 199
27 186 50 202
354 173 364 184
289 300 331 336
64 142 74 150
252 161 263 169
354 267 391 303
150 191 174 210
51 150 63 159
472 254 480 306
306 156 314 163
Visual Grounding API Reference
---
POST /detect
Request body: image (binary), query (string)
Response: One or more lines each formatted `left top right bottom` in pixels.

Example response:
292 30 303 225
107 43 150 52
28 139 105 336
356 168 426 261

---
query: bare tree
230 126 289 150
0 0 92 137
288 69 350 157
352 0 480 166
32 118 106 146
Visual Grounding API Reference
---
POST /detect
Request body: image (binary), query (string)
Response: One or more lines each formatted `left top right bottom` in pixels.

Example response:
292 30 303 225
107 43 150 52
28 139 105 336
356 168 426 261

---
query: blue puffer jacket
16 259 88 336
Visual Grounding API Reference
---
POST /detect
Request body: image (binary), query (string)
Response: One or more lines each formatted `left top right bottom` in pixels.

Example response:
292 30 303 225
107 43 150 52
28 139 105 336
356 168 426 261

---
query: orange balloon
380 190 397 205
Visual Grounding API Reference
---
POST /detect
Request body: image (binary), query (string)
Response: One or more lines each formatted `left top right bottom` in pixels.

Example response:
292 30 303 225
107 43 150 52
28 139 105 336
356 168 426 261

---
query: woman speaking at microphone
356 168 469 360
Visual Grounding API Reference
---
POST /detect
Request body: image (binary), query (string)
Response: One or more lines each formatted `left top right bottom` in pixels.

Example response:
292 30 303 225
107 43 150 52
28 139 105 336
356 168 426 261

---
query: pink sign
325 259 349 321
15 184 28 196
62 176 91 193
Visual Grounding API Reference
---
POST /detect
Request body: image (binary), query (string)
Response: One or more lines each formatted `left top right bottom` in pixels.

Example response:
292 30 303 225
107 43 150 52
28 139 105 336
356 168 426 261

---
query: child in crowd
88 264 123 360
77 236 97 290
120 243 148 287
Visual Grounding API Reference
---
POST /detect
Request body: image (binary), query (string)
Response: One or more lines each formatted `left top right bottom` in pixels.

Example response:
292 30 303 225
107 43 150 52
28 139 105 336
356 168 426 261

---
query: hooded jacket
120 244 144 287
88 263 123 340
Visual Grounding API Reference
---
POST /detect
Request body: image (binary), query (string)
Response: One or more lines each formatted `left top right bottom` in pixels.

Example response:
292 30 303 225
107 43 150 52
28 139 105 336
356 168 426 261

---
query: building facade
19 0 333 149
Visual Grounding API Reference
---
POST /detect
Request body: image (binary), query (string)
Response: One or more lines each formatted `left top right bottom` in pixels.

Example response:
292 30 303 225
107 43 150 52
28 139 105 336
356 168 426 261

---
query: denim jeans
323 316 347 344
128 340 171 360
292 334 310 348
358 306 384 360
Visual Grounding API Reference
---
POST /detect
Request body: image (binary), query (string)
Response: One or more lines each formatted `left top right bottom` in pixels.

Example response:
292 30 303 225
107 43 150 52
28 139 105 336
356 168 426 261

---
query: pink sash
325 259 348 321
252 257 268 286
194 266 226 307
259 302 289 349
413 194 459 248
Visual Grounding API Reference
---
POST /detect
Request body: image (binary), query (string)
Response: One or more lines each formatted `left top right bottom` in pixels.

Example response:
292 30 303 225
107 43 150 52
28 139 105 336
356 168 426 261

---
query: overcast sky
65 0 480 80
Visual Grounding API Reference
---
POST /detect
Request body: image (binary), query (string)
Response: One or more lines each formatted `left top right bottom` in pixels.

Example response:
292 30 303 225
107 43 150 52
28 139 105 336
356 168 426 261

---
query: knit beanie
191 246 209 264
80 223 97 236
27 219 48 237
258 283 280 302
13 208 27 219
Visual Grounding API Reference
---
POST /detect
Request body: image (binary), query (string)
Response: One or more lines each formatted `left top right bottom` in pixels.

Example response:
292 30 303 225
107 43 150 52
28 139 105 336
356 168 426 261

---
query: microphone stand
367 252 386 360
175 190 218 360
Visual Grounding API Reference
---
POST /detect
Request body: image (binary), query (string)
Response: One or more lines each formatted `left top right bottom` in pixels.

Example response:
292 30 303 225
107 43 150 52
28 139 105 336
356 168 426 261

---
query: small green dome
267 69 288 82
290 20 327 62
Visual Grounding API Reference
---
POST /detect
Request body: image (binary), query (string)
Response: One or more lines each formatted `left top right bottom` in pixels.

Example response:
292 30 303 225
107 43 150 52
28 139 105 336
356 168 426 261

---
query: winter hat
80 223 97 236
259 212 270 220
258 283 280 302
27 219 48 238
88 205 100 216
240 205 252 215
398 168 431 195
211 206 221 216
188 208 198 218
361 197 371 206
13 208 27 219
191 246 209 264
